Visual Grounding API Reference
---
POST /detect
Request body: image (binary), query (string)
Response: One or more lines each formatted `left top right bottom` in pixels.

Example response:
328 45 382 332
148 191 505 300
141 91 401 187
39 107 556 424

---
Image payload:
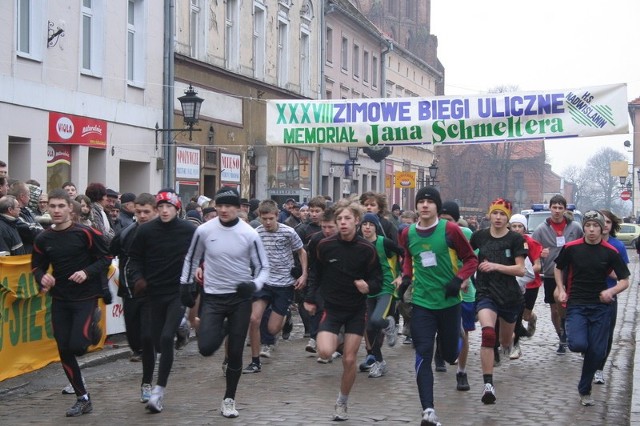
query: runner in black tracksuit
127 189 196 413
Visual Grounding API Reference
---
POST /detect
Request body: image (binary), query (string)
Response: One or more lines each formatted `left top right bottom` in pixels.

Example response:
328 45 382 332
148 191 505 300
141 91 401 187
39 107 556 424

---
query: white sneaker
221 398 239 418
317 356 332 364
146 390 164 413
509 343 522 360
481 383 496 404
140 383 152 403
259 344 273 358
305 338 317 353
421 407 442 426
384 316 398 347
62 377 86 395
368 360 387 378
580 393 595 406
594 370 605 384
333 401 348 421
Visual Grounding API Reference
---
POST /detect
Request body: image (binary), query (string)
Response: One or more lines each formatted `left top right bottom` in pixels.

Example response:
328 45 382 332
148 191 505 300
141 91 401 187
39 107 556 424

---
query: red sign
48 112 107 149
621 190 631 201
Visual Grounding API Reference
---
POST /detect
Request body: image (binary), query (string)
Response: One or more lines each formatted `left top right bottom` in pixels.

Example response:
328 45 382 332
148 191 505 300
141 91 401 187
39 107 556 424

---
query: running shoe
456 372 470 391
403 336 413 345
332 351 342 360
221 398 239 418
317 356 332 364
333 401 348 421
222 359 228 377
509 344 522 360
129 352 142 362
494 347 501 366
557 342 567 355
305 338 317 353
146 389 164 413
242 361 262 373
175 319 190 350
66 395 92 417
90 307 102 346
62 377 86 395
594 370 605 385
580 393 595 406
359 354 376 371
421 407 441 426
140 383 152 403
282 315 293 340
368 360 387 378
384 316 398 347
481 383 496 404
260 344 274 358
527 313 537 337
434 352 447 372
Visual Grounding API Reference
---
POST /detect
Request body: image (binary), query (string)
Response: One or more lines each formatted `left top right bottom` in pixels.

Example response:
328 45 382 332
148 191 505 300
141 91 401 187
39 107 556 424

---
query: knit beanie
440 201 460 222
362 212 382 234
415 186 442 213
582 210 605 230
488 198 512 219
509 213 528 230
214 186 241 207
156 188 181 210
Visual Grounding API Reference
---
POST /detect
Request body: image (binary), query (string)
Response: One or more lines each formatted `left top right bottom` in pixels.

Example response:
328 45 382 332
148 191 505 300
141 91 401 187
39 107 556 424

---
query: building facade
0 0 164 194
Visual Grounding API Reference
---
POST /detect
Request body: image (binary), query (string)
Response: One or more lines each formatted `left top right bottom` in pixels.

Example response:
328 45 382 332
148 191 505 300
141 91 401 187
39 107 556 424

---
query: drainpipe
163 0 176 189
378 40 393 193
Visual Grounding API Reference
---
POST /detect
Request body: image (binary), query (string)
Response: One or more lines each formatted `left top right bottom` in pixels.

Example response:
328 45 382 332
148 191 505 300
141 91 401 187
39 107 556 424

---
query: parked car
617 223 640 247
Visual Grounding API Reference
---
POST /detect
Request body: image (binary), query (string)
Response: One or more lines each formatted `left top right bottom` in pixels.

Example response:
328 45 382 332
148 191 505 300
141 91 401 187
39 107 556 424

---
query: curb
79 346 132 369
630 261 640 425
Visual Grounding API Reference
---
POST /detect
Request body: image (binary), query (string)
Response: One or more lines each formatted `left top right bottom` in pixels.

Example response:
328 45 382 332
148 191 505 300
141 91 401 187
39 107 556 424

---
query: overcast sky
430 0 640 173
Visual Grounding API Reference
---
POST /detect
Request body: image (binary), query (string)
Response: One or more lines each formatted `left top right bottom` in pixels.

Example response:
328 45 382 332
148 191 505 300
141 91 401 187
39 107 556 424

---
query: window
405 0 412 18
300 30 310 95
352 44 360 78
325 27 333 63
363 51 369 83
253 3 266 79
341 36 348 71
81 0 103 75
190 0 200 57
277 19 289 87
372 56 378 87
225 0 239 69
16 0 44 61
127 0 145 86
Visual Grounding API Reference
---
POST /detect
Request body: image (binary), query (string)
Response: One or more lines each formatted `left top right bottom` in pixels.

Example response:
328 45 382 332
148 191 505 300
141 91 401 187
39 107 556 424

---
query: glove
102 286 113 305
236 281 257 298
444 276 463 298
397 276 411 300
133 278 148 297
180 283 197 308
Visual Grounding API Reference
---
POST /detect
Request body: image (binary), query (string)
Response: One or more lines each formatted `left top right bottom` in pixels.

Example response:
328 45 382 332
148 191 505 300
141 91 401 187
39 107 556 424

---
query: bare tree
575 147 626 212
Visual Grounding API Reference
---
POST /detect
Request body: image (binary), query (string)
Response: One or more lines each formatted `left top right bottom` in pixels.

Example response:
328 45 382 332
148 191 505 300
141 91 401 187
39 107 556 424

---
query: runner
243 199 306 374
398 187 477 425
180 186 270 419
470 198 527 405
304 199 382 421
32 189 111 417
127 189 196 413
554 210 629 406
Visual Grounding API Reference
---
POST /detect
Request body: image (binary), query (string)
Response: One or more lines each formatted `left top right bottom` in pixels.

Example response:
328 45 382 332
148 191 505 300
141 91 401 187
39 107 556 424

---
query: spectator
118 193 136 230
85 182 114 243
8 181 44 253
0 195 26 255
0 176 9 197
62 182 78 199
0 160 7 177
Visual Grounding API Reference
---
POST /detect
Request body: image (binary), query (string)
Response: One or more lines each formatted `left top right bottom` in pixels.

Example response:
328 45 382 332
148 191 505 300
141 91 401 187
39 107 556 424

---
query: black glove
102 286 113 305
237 281 257 298
445 276 464 298
397 276 412 300
180 283 197 308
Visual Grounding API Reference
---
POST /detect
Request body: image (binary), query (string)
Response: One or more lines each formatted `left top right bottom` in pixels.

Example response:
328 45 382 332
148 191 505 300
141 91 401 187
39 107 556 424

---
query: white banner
220 152 241 182
105 259 126 335
175 146 201 180
266 83 628 147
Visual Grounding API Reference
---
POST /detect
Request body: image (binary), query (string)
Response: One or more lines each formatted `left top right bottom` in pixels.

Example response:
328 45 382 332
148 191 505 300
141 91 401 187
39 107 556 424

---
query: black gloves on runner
445 276 463 298
237 281 257 298
397 276 412 300
180 283 197 308
102 286 113 305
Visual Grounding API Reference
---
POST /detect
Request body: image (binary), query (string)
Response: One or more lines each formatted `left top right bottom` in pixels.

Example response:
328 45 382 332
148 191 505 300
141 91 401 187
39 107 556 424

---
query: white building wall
0 0 164 193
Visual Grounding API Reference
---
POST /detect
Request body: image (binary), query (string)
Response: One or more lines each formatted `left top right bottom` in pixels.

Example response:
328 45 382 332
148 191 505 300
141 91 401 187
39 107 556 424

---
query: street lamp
428 159 439 186
347 147 359 170
620 175 627 187
155 84 205 144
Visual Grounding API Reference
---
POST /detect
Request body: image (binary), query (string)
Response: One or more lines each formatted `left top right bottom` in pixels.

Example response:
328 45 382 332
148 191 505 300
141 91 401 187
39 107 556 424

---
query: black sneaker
90 308 102 346
557 343 567 355
242 361 261 374
66 395 93 417
282 316 293 340
434 352 447 372
456 372 470 391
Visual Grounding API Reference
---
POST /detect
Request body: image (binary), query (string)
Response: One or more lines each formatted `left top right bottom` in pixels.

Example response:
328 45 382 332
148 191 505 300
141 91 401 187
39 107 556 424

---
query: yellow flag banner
0 255 105 381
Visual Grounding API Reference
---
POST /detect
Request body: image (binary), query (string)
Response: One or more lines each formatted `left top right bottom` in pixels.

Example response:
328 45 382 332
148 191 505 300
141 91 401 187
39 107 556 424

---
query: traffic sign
621 190 631 201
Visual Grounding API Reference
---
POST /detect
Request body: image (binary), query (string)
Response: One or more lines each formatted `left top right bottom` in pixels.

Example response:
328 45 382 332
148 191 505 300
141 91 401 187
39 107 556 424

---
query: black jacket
0 214 26 255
